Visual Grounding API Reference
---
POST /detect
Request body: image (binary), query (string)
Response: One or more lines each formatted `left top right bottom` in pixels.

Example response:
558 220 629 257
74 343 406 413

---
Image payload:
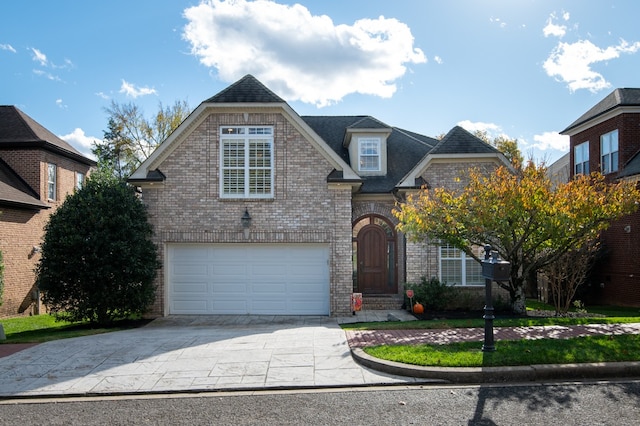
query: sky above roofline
3 0 640 165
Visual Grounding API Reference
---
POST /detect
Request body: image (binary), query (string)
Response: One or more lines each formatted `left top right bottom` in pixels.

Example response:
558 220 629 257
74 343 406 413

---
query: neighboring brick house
560 88 640 307
129 75 511 317
0 106 95 318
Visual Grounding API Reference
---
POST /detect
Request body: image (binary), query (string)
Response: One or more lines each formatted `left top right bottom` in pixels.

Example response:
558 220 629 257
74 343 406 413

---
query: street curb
351 348 640 384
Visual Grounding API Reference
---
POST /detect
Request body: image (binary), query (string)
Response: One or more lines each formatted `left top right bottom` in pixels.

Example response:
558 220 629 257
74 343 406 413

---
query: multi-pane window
220 126 273 198
600 130 619 174
439 243 483 286
574 141 589 175
358 138 380 171
76 172 85 190
47 163 56 200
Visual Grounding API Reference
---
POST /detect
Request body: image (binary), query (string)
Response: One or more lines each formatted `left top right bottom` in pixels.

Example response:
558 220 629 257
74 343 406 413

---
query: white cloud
182 0 426 107
543 20 566 38
457 120 501 135
433 55 443 64
33 69 60 81
95 91 110 100
543 38 640 92
119 79 157 98
30 47 48 66
530 131 569 151
0 43 16 53
55 99 67 109
60 128 100 159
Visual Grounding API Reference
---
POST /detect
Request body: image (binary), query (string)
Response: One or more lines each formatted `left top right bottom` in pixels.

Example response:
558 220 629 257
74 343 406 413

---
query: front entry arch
353 215 397 294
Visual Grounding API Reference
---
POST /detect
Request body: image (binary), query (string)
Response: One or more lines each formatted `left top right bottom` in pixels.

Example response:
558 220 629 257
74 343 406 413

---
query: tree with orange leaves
394 161 640 314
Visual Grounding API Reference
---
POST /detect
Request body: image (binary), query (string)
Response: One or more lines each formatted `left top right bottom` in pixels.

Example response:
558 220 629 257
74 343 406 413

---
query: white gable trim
397 153 512 188
129 102 359 182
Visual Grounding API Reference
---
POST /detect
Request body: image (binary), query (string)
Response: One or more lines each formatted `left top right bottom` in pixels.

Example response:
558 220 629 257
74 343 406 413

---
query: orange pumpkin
413 303 424 314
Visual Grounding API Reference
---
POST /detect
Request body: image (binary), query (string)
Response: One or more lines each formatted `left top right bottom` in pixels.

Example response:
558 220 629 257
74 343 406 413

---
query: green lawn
348 301 640 367
0 315 150 344
364 334 640 367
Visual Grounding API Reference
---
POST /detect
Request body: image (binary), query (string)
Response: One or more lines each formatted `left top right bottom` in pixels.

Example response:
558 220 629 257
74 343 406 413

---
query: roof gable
430 126 499 155
130 76 359 184
204 74 286 104
562 88 640 134
0 106 95 166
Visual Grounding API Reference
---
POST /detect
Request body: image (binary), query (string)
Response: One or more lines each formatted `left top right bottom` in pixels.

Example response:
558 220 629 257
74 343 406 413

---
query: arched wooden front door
353 215 397 294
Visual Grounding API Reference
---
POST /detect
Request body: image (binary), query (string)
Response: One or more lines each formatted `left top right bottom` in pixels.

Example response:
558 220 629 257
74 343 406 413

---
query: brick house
130 75 511 316
0 106 95 318
560 88 640 307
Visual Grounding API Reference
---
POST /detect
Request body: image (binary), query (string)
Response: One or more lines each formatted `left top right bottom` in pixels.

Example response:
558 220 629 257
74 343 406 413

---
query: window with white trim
439 243 483 286
600 130 618 174
47 163 56 200
220 126 273 198
574 141 589 175
358 138 381 172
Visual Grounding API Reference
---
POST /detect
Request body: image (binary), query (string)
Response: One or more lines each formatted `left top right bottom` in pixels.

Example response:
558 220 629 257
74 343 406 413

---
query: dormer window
359 138 381 172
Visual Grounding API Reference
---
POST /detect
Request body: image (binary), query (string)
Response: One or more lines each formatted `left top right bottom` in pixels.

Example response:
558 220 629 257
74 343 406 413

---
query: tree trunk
511 285 526 314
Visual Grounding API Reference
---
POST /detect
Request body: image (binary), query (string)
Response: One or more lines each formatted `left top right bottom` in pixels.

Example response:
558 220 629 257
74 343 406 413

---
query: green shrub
36 171 160 325
405 276 458 311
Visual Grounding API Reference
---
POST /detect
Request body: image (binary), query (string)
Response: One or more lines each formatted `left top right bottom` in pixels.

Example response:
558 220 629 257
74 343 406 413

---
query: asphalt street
1 381 639 425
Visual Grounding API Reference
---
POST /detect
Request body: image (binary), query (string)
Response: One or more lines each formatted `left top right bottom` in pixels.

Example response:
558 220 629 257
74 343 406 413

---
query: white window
220 126 273 198
574 141 589 175
76 172 85 190
439 243 483 286
600 130 619 174
358 138 380 171
47 163 56 200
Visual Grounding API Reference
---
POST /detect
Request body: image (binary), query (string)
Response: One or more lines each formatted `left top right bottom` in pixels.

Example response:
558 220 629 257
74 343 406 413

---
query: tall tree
394 161 640 313
93 100 190 179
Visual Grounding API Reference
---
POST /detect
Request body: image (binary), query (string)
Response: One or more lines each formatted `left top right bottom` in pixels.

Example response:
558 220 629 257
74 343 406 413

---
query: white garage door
168 244 330 315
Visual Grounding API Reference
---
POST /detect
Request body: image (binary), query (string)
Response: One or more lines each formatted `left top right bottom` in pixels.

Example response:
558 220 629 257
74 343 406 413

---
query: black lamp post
481 245 510 352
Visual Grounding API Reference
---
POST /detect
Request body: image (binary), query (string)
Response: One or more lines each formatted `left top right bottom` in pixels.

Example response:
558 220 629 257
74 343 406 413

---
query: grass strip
363 334 640 367
0 315 150 344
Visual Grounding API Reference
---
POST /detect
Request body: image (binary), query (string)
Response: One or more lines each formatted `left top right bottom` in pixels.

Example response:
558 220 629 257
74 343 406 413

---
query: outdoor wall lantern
241 208 252 238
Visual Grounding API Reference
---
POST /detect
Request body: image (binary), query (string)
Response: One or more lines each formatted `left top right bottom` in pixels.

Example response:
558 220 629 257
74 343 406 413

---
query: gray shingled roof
204 74 286 104
430 126 499 155
562 88 640 133
0 106 95 166
302 116 437 193
619 149 640 178
0 157 48 210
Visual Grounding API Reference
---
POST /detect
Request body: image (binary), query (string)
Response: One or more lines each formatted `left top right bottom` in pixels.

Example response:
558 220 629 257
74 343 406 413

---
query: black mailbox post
481 245 511 352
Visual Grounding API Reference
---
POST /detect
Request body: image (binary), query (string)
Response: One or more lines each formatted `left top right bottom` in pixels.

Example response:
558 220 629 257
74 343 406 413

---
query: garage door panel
212 282 247 294
169 244 329 315
252 282 287 293
172 282 208 294
172 299 208 313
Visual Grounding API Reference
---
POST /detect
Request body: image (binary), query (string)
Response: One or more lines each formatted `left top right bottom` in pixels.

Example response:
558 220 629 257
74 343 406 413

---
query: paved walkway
346 322 640 347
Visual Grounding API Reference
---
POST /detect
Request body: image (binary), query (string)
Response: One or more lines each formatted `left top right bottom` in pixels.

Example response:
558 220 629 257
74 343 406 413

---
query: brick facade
568 113 640 307
140 111 354 316
0 151 92 318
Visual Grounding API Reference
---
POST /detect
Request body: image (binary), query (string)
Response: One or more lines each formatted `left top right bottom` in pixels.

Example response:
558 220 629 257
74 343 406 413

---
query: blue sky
2 0 640 164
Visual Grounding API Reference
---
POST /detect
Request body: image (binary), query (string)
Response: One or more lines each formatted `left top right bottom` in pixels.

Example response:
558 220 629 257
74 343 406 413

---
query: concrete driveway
0 314 422 397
